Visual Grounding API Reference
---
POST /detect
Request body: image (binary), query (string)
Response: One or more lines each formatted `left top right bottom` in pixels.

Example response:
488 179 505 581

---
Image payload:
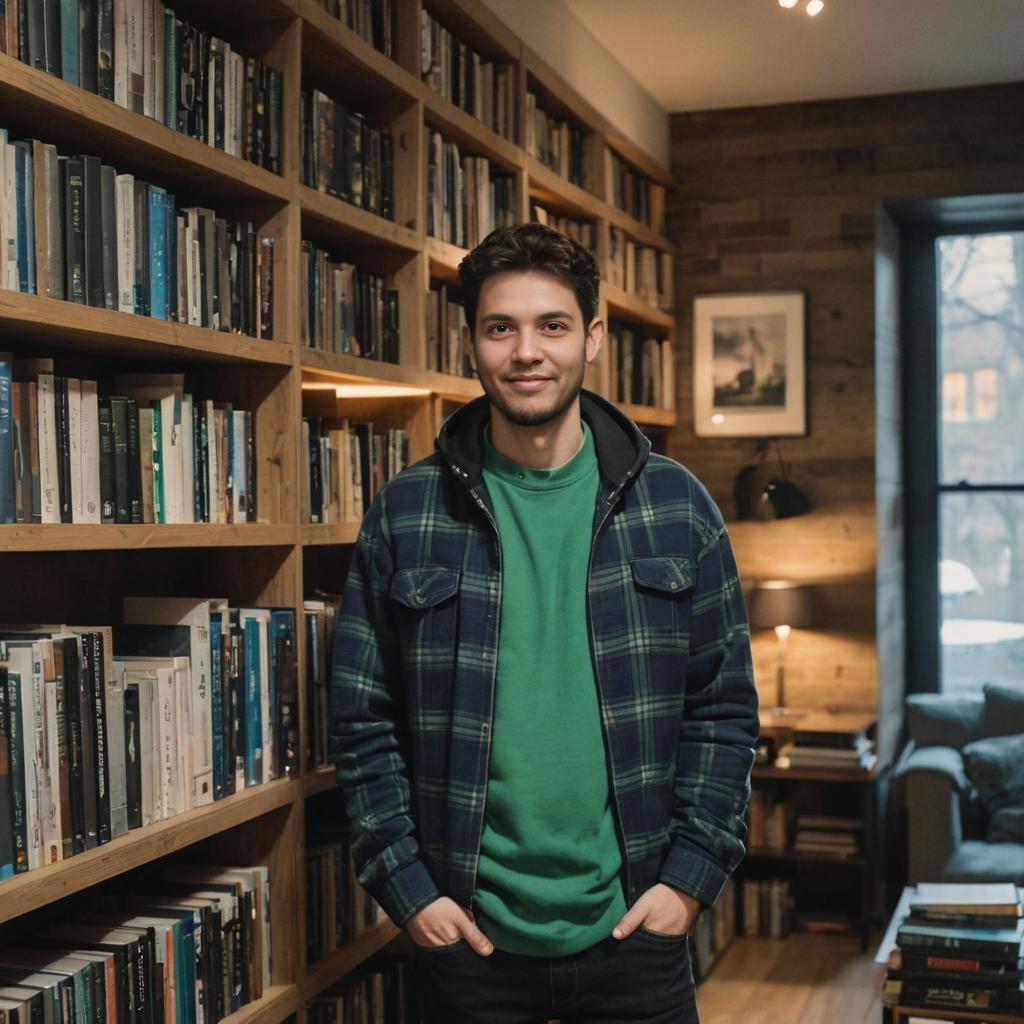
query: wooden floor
694 930 886 1024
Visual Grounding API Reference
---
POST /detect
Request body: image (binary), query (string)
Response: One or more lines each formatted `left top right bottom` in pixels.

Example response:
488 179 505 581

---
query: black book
192 398 203 522
259 237 273 340
132 180 149 317
244 221 256 338
98 401 116 524
346 109 363 209
54 376 72 523
244 56 256 163
354 421 372 512
175 18 191 135
253 62 266 169
78 0 97 93
384 288 399 364
108 397 130 524
82 155 104 308
5 668 28 873
40 0 59 75
62 156 86 304
245 410 255 522
195 27 209 144
59 635 87 855
99 164 118 310
0 666 14 879
227 614 245 795
122 683 142 829
211 37 225 149
25 0 45 71
267 69 281 174
83 631 111 845
96 0 114 99
73 633 98 852
212 216 225 331
125 398 142 524
197 209 212 328
308 418 322 523
381 131 394 221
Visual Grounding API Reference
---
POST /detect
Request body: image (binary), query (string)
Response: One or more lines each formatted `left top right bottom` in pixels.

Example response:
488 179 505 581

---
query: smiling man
331 223 759 1023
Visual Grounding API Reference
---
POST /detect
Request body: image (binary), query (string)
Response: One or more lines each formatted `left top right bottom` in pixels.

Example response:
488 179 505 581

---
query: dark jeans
411 926 700 1024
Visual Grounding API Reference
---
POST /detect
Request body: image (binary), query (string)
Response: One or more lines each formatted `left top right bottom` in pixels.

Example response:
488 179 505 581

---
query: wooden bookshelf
0 0 677 1019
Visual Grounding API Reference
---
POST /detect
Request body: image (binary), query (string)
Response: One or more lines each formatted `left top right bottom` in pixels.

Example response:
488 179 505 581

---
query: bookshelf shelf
526 156 604 222
0 777 299 925
620 403 677 428
303 764 339 797
220 984 302 1024
0 291 295 367
422 88 523 172
301 523 361 547
303 918 403 1001
0 523 297 552
426 236 469 281
299 186 422 252
0 54 291 205
604 283 676 331
606 204 675 254
300 348 430 388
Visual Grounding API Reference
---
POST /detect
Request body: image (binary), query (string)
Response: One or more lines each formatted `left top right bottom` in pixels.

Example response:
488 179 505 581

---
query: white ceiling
562 0 1024 114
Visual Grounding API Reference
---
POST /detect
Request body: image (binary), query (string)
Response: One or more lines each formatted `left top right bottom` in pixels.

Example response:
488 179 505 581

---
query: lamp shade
749 580 815 629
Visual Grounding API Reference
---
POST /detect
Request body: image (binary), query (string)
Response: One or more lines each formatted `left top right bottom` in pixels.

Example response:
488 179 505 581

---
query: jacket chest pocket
389 566 461 658
629 555 697 649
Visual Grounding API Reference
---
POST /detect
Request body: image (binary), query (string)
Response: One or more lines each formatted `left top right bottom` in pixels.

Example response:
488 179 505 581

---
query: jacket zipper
586 484 634 906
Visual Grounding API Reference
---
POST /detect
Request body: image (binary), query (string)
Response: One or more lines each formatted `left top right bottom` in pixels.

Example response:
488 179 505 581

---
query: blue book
0 352 13 524
13 142 35 295
209 610 225 800
164 192 176 322
60 0 79 86
148 185 167 320
243 616 262 788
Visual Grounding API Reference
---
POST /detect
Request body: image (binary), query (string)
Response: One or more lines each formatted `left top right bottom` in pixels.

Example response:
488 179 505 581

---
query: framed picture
692 291 806 437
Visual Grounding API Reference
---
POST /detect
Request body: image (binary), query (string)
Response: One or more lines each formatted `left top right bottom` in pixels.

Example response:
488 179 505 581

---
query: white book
239 608 272 784
232 409 247 524
7 644 41 871
104 666 129 838
36 373 60 523
117 662 162 824
126 0 144 114
142 0 154 120
67 378 83 522
156 660 178 817
38 638 63 863
113 0 129 108
122 596 218 807
80 379 100 524
0 130 7 289
152 0 165 126
2 135 19 292
181 392 194 523
116 173 135 312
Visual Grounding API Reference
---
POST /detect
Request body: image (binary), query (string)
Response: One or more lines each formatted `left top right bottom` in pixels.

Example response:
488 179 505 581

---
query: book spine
98 400 116 523
109 396 130 523
210 612 224 800
122 682 142 828
67 375 82 522
78 0 96 92
148 185 167 320
77 635 98 850
115 173 135 312
0 352 12 524
104 664 127 838
243 617 260 787
96 0 114 99
59 0 78 85
63 155 86 304
99 164 118 309
55 375 72 522
86 633 111 845
6 669 29 872
61 640 87 854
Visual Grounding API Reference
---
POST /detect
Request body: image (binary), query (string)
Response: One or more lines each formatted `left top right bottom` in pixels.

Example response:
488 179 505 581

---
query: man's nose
512 328 542 363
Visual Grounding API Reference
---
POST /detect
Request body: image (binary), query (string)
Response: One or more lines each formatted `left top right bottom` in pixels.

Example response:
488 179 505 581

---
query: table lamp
749 580 815 715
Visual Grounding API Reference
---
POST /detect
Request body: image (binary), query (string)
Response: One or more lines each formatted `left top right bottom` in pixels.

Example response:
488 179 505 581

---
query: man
331 223 759 1023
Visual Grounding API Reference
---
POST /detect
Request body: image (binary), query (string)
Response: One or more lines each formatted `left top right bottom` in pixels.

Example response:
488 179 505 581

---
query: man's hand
612 883 702 940
407 897 494 956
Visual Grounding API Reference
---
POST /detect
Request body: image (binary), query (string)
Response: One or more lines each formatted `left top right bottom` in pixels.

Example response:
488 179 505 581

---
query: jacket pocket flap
630 556 697 594
390 566 461 608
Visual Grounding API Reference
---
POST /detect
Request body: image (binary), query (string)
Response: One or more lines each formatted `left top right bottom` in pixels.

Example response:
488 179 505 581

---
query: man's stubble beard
477 355 587 428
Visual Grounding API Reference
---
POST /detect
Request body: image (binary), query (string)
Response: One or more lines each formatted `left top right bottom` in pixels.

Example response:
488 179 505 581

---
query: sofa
892 683 1024 884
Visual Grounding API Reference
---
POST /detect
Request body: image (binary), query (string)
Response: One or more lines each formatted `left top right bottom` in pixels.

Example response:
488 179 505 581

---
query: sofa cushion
981 683 1024 740
962 733 1024 843
988 808 1024 844
906 693 983 749
942 840 1024 884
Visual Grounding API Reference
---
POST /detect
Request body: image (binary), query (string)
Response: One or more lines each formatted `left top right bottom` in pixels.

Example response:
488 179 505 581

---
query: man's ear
462 323 477 373
585 318 605 364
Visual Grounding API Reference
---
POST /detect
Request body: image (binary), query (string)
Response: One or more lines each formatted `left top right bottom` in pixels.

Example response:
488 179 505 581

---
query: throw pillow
962 733 1024 843
981 683 1024 740
906 694 983 749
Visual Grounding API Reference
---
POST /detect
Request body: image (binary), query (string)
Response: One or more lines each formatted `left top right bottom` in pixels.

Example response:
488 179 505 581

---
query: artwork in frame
693 291 806 437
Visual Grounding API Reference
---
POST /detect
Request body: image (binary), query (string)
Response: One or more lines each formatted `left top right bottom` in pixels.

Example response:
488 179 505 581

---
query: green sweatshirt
474 422 628 956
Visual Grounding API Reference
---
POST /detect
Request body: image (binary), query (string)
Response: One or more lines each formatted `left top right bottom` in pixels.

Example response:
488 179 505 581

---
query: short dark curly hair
458 223 600 335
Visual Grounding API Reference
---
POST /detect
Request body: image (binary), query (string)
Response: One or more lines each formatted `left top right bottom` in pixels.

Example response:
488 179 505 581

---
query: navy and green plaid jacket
330 389 759 928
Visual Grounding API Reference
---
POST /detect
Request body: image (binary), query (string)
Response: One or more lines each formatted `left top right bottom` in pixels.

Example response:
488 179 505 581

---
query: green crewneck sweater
475 422 627 956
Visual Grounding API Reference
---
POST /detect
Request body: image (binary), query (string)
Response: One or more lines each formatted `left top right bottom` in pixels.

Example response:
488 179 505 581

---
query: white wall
481 0 669 169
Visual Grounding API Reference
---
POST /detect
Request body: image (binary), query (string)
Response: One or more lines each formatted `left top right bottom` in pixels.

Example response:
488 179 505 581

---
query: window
935 232 1024 695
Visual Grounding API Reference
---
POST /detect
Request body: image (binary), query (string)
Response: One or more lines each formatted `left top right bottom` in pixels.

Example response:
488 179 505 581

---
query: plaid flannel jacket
330 389 759 928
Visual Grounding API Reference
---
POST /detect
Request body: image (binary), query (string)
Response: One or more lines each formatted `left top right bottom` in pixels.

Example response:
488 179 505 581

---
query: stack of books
793 813 862 858
776 711 877 772
883 882 1024 1021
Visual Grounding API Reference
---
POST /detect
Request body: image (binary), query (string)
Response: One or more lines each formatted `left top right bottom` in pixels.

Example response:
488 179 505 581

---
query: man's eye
490 324 511 335
544 322 567 332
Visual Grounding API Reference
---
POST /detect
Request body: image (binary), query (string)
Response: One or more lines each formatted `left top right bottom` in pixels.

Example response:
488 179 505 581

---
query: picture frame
692 291 806 437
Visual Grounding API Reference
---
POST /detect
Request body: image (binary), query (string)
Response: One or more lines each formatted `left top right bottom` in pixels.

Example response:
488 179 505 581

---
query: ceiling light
806 0 824 13
778 0 799 6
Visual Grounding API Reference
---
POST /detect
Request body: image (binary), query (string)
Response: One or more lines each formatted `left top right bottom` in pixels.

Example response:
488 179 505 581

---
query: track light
806 0 824 13
778 0 799 7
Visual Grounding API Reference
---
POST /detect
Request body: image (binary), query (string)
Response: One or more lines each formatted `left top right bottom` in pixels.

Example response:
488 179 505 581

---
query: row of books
0 0 283 173
740 877 795 939
419 9 515 141
0 131 275 335
312 0 395 60
0 601 296 877
774 711 879 772
793 813 863 858
606 325 674 409
606 148 666 233
0 864 270 1023
305 594 340 769
426 283 471 378
300 243 400 362
747 787 793 851
531 202 598 258
608 226 673 310
300 90 395 220
306 825 383 963
425 131 516 250
883 882 1024 1020
689 878 736 985
309 960 414 1024
525 92 592 190
0 361 257 525
302 417 409 526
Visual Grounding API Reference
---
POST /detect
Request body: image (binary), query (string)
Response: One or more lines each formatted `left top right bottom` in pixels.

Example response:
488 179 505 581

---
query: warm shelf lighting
778 0 799 7
806 0 824 13
301 382 432 398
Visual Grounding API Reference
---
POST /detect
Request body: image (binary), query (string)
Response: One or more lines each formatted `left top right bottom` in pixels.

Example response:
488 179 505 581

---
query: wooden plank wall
666 81 1024 764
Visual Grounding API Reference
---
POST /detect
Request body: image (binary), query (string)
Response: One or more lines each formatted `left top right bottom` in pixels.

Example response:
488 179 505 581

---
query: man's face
464 270 603 428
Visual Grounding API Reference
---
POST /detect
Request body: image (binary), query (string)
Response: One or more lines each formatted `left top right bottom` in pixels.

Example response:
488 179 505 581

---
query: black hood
435 388 651 493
